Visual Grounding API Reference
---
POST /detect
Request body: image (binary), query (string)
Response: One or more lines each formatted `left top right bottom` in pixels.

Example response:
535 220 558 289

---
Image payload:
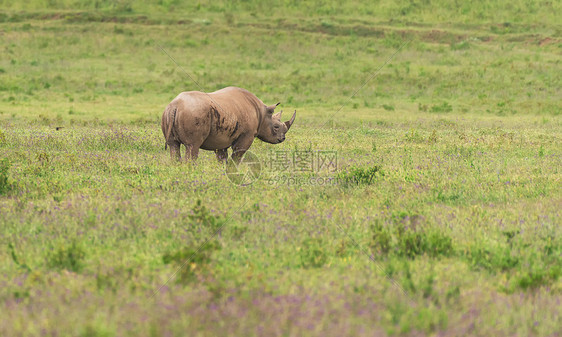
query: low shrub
300 238 328 268
337 165 382 186
162 241 220 284
0 158 11 195
370 219 453 259
47 240 86 273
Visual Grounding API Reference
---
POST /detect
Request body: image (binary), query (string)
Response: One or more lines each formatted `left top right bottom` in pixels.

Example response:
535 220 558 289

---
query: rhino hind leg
168 140 181 161
184 143 200 161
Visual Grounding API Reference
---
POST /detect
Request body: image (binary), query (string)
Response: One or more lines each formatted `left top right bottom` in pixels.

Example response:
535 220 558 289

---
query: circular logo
225 150 262 186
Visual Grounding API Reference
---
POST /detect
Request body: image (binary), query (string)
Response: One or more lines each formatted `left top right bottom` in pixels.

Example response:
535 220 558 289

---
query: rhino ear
272 110 283 121
266 102 281 114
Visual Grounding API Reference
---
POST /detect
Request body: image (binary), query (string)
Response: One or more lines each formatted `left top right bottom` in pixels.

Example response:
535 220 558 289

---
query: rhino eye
273 125 280 130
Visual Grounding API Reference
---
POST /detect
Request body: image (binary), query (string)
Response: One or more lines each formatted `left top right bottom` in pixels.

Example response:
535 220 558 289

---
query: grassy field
1 1 561 336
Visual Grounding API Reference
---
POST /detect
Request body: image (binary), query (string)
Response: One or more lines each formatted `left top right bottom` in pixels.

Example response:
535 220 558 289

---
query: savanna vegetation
0 0 561 336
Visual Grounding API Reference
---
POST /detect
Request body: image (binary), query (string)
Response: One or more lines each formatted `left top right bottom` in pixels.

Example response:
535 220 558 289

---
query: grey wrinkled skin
161 87 296 162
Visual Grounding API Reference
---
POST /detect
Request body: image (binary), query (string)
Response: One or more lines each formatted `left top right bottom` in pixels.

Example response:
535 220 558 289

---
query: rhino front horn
285 110 296 130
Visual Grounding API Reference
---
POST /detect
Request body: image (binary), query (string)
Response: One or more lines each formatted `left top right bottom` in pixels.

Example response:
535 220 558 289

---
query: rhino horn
285 110 296 130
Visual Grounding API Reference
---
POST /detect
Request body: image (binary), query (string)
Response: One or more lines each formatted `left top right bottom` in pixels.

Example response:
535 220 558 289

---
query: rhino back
173 88 264 150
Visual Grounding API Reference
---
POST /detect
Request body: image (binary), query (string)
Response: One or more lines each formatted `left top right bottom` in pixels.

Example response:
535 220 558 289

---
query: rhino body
161 87 295 162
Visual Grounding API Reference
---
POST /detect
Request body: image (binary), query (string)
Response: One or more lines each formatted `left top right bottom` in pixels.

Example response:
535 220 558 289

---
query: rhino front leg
231 136 254 163
215 148 228 163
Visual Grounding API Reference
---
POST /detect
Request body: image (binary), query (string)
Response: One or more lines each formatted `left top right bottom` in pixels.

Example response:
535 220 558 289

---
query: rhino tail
164 105 177 150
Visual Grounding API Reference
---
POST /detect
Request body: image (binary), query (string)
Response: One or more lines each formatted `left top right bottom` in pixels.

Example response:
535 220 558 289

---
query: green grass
0 1 561 336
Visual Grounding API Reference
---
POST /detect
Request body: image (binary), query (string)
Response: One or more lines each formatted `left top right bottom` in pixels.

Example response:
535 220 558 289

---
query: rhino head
257 103 296 144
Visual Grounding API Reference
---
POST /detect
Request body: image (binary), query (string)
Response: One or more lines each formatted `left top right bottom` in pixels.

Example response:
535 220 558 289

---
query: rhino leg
174 113 209 162
215 149 228 162
184 144 200 161
168 140 181 161
231 136 254 163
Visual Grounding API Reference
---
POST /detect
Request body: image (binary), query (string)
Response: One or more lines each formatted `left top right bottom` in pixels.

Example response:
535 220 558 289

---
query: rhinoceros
161 87 296 162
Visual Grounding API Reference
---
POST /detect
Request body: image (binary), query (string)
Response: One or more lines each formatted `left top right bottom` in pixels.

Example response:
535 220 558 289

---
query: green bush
425 231 454 257
462 234 561 291
0 158 11 195
382 104 395 111
370 219 453 259
161 200 226 284
162 241 220 284
300 238 328 268
404 129 424 143
337 165 382 186
430 102 453 113
47 241 86 273
8 243 30 271
466 243 519 272
397 229 427 258
371 222 392 254
514 264 560 290
189 199 225 234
